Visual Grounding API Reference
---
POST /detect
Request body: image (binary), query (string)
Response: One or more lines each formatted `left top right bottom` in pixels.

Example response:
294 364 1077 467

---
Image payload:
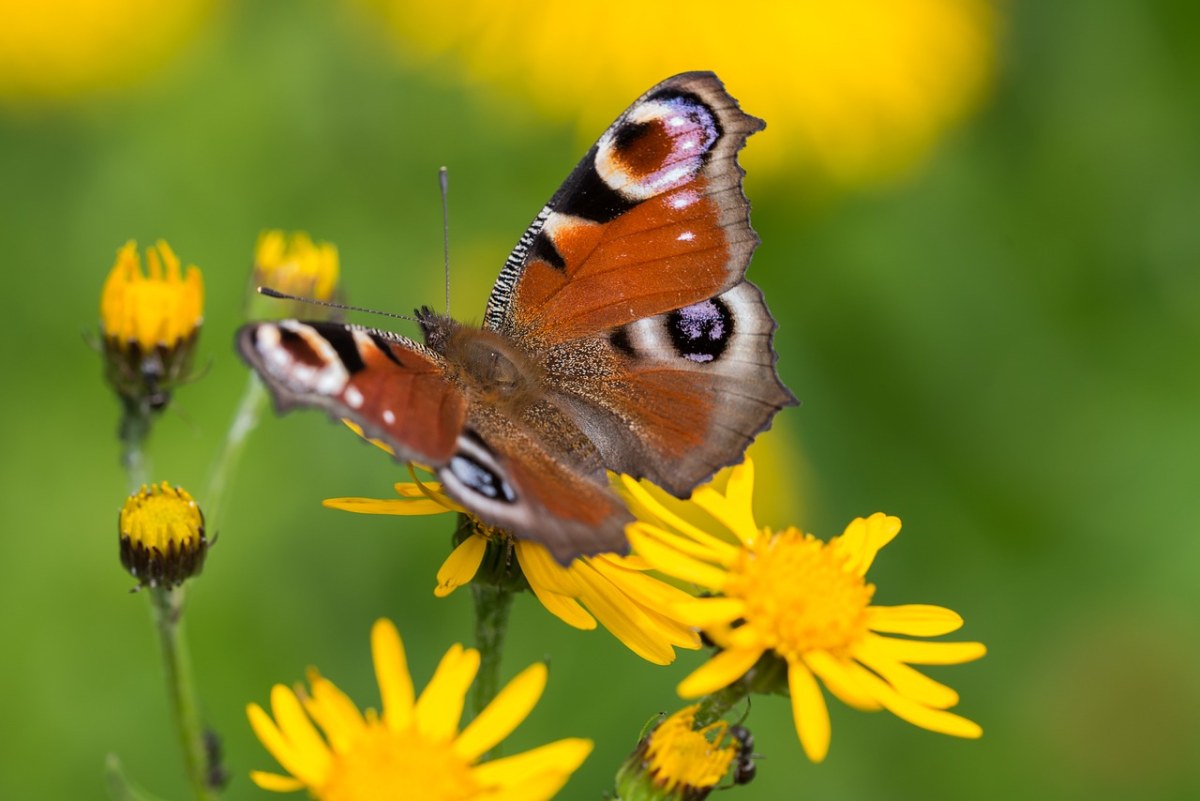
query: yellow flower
622 459 986 762
250 230 340 318
324 457 700 665
616 705 738 801
248 619 593 801
360 0 997 187
118 482 207 588
100 240 204 412
101 240 204 353
0 0 216 104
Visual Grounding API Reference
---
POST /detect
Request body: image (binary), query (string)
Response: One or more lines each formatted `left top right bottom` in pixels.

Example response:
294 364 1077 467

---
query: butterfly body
239 72 796 564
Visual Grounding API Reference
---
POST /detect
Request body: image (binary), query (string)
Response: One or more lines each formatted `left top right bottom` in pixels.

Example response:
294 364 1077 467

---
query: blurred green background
2 1 1198 799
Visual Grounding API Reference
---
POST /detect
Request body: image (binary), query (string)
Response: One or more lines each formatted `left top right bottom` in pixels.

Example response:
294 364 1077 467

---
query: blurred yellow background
2 1 1198 799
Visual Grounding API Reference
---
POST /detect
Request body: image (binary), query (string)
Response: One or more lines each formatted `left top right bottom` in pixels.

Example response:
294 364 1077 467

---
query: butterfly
238 72 796 564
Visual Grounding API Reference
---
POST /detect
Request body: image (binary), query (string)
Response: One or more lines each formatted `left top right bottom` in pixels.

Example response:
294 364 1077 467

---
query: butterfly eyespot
595 92 721 202
666 297 733 363
448 453 517 503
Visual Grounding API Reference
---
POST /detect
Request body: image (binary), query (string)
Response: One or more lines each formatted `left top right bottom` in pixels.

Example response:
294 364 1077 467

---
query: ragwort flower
100 240 203 414
248 619 592 801
118 481 207 588
325 470 700 666
622 459 986 762
249 230 340 319
616 705 738 801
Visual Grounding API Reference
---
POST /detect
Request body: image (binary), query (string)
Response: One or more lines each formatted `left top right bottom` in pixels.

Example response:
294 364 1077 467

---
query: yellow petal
865 633 987 665
588 554 697 609
527 583 597 630
640 605 703 650
572 566 677 665
249 770 306 791
256 686 331 787
303 673 366 751
859 642 960 709
619 477 741 559
372 619 414 731
322 496 452 516
803 650 882 711
627 523 731 589
690 483 759 547
788 659 832 762
516 541 587 596
436 534 487 597
847 661 982 738
486 773 579 801
670 596 745 628
455 663 547 761
415 644 480 741
247 703 322 787
403 471 465 511
472 738 594 791
677 645 764 697
587 558 702 648
867 604 963 636
835 513 901 576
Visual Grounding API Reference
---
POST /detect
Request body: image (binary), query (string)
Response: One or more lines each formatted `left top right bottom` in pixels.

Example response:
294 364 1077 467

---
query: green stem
119 399 153 491
470 579 515 724
204 373 268 530
150 586 217 801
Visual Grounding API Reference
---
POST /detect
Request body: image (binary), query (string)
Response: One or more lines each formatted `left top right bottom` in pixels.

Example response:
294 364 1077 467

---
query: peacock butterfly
238 72 796 564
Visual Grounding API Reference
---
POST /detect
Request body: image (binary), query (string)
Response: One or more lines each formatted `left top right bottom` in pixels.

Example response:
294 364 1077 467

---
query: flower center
727 528 873 659
120 482 204 552
320 723 480 801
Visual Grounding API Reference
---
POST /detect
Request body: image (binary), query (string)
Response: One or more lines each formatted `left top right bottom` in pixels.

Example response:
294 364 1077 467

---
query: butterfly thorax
418 308 543 409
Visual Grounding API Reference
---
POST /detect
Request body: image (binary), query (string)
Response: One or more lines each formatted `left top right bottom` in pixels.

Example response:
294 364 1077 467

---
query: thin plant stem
470 580 515 723
118 402 218 800
204 372 269 530
119 400 152 491
105 754 173 801
464 517 523 740
149 586 217 801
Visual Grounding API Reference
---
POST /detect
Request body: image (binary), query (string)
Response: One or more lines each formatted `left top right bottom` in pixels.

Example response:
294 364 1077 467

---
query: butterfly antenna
256 287 419 323
439 165 451 315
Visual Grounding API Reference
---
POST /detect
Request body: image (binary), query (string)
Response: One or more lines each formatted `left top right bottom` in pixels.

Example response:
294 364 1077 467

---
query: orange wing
484 72 763 344
237 321 467 465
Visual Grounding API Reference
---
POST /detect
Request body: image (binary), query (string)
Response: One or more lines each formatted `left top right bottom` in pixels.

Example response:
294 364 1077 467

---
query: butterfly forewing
237 321 467 465
485 71 764 343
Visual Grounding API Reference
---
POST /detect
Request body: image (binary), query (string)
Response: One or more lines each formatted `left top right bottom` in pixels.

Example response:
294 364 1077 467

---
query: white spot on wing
270 321 351 396
677 231 695 242
345 386 364 409
382 409 395 425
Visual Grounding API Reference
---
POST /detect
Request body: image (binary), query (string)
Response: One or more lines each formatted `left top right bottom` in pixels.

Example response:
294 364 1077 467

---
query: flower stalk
204 372 269 530
149 586 218 801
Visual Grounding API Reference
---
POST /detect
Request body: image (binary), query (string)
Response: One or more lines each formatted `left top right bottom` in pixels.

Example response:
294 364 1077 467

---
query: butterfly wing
238 319 630 562
487 71 795 495
486 71 763 342
237 321 469 464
